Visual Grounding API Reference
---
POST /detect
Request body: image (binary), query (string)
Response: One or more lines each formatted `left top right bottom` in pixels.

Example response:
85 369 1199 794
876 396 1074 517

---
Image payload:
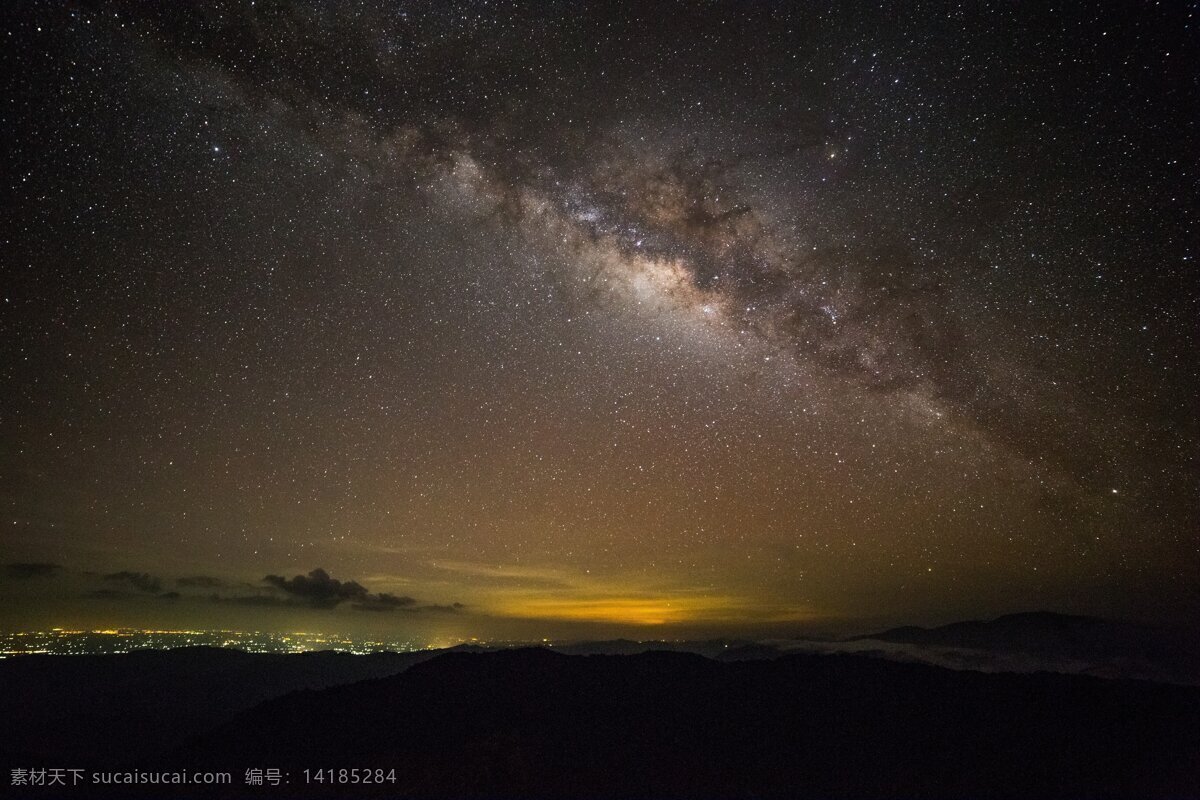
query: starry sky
1 0 1196 641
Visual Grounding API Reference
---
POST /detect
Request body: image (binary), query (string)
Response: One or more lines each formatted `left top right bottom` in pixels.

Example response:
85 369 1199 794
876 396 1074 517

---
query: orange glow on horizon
498 594 811 627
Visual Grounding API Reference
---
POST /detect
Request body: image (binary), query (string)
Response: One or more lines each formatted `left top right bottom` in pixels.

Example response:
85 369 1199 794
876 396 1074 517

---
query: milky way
1 1 1195 638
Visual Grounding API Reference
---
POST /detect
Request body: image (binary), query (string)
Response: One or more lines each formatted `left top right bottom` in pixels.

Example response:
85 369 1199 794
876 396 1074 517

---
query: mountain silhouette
0 646 439 764
849 611 1200 682
860 612 1148 650
151 647 1199 799
4 624 1199 798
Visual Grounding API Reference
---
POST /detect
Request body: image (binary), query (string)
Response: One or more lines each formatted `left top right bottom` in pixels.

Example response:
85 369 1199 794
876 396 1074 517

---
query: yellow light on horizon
494 586 815 627
500 596 727 626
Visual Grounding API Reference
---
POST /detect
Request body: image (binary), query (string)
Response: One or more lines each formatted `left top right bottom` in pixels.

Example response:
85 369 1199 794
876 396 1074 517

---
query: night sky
2 1 1196 641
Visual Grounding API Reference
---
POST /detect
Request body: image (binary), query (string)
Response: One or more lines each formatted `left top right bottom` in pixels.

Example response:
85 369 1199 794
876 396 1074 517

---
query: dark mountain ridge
853 611 1200 677
859 611 1153 648
151 647 1200 799
4 617 1199 798
0 646 440 764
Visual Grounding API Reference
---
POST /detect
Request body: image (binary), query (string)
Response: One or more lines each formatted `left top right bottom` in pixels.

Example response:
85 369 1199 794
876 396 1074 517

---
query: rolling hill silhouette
858 612 1170 654
850 611 1200 683
0 646 439 765
4 617 1199 798
156 647 1199 799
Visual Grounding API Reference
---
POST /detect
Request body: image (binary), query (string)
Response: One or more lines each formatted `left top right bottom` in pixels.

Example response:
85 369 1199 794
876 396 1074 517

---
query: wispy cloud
5 562 63 579
426 560 575 589
103 571 164 594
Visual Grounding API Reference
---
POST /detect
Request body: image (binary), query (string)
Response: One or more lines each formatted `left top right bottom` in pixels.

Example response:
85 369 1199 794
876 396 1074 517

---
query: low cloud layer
5 562 63 579
4 561 463 616
177 575 227 589
103 571 164 594
264 568 369 609
260 568 463 614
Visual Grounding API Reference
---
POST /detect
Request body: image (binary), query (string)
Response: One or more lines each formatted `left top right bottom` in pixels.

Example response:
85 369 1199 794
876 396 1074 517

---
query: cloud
210 592 296 607
350 594 462 614
5 562 63 579
351 592 418 612
376 592 417 607
103 571 163 594
427 560 573 589
420 602 467 614
263 568 369 609
256 567 464 613
177 575 227 588
81 586 180 602
83 588 133 600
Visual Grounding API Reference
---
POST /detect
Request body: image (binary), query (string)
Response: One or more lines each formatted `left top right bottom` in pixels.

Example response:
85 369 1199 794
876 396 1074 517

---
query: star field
1 0 1196 638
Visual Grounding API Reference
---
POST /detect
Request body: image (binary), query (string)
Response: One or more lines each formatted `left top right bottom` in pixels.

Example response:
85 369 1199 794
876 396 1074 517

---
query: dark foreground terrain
0 647 442 765
3 645 1198 799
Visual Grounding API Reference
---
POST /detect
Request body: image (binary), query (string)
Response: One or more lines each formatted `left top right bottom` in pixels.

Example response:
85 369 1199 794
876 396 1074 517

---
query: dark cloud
376 592 417 607
351 592 418 613
177 575 227 588
5 562 63 579
103 571 164 594
83 588 132 600
255 569 462 613
81 576 180 601
355 600 466 614
210 592 296 607
420 602 467 614
263 568 369 609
